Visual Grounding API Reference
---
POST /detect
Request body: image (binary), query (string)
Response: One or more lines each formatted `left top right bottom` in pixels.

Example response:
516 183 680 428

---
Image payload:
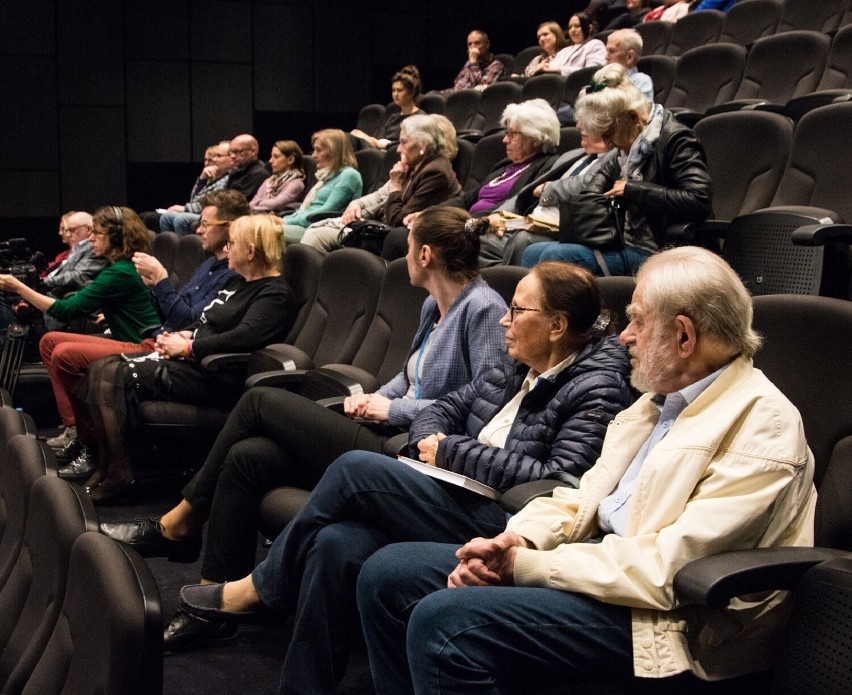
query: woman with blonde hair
282 129 362 244
522 63 712 275
78 213 296 503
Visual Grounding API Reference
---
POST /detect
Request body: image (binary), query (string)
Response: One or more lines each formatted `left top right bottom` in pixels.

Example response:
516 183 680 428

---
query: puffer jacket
407 334 634 492
585 109 713 254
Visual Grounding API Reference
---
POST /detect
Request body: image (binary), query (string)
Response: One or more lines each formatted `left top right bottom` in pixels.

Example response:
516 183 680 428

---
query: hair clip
586 80 606 93
464 217 480 241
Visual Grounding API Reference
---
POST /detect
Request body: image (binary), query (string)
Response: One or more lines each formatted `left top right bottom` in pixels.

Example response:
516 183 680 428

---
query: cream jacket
508 357 816 680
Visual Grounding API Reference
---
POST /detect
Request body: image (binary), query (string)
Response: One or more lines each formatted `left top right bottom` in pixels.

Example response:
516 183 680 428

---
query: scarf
619 102 665 239
300 168 332 209
267 168 304 198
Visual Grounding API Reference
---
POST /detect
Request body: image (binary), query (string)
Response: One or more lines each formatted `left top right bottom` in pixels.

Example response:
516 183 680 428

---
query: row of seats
0 412 161 695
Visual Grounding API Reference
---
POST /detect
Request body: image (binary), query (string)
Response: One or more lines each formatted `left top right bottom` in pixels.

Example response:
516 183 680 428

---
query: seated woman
175 260 634 694
79 214 296 504
301 114 462 253
644 0 690 23
102 206 508 649
281 129 362 244
381 98 561 263
517 22 570 77
248 140 306 214
605 0 651 31
350 65 423 150
522 64 712 275
558 13 607 76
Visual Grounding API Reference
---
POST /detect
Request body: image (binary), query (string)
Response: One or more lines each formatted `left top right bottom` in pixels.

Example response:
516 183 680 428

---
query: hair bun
464 217 489 241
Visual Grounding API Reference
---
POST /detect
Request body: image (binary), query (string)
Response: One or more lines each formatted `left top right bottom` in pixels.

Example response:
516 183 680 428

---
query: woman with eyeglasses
74 214 296 504
521 64 712 275
171 259 632 695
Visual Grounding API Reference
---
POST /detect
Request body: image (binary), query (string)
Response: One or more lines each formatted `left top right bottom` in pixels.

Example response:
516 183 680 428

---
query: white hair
501 99 561 153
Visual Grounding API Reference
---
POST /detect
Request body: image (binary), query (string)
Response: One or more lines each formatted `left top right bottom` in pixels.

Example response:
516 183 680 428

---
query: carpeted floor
86 476 375 695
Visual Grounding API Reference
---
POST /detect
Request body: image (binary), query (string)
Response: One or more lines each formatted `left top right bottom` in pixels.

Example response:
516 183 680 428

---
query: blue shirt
597 364 727 536
151 256 234 332
694 0 736 11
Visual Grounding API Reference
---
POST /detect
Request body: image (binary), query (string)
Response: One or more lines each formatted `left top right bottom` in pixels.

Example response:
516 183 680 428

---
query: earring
419 150 425 156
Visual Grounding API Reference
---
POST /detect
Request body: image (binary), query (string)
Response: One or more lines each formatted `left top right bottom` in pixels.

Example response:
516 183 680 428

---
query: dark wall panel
191 0 251 63
57 0 124 106
313 2 370 113
126 1 191 61
127 60 192 162
191 63 254 152
0 56 58 169
59 106 126 211
0 0 55 54
253 3 314 112
0 171 60 217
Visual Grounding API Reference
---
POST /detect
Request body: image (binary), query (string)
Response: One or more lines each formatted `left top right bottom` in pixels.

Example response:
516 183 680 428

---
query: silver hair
575 64 650 137
427 114 459 160
500 98 561 153
401 113 450 159
610 28 643 59
637 247 762 359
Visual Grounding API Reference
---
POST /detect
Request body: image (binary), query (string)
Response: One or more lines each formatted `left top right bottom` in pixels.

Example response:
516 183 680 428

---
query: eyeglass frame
199 219 230 230
507 304 548 322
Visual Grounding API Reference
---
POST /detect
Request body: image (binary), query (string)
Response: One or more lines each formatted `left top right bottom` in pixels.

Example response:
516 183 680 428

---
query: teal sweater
283 167 363 228
47 258 160 342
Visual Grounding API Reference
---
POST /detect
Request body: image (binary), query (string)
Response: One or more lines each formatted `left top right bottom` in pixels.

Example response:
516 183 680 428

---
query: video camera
0 238 44 289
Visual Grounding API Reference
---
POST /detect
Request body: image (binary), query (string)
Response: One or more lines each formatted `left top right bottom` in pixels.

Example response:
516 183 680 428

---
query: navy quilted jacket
407 335 634 492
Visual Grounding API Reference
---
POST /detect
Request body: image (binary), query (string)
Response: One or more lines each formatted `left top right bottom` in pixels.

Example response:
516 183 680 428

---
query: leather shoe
180 582 276 625
57 449 95 480
100 517 201 563
163 608 237 655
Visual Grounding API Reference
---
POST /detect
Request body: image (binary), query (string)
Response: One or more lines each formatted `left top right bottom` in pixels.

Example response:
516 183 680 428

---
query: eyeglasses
230 147 250 156
508 304 544 322
199 219 229 230
224 237 249 249
90 229 110 237
61 224 89 235
504 129 526 140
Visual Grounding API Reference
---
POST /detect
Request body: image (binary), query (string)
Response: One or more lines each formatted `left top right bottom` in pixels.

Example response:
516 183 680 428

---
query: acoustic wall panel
253 3 314 111
191 63 253 154
0 56 58 170
125 1 191 61
191 0 251 63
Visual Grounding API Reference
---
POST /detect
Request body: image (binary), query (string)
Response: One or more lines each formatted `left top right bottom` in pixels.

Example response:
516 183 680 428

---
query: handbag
338 219 393 255
557 192 628 276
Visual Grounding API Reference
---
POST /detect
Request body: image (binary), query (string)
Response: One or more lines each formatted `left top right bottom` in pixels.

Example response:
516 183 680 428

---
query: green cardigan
47 258 160 342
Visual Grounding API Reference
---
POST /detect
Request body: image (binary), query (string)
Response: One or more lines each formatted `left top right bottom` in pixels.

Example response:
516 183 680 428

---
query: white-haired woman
301 114 462 253
381 98 561 261
522 64 712 275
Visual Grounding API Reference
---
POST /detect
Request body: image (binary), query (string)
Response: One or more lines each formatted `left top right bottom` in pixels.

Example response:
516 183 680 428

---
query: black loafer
100 517 201 563
163 608 237 655
180 582 276 625
57 450 95 480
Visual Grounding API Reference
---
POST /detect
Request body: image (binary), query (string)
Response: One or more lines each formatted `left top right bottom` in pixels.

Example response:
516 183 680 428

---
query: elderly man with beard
356 246 817 695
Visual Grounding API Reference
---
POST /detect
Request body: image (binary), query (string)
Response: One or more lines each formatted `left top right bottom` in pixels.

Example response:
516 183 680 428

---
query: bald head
229 134 259 169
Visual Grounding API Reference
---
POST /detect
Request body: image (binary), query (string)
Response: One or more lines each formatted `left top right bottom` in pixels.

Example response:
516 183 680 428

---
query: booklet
397 456 501 501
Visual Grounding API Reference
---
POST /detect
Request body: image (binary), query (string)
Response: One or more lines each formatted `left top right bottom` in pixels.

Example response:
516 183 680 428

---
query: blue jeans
158 211 200 235
250 450 509 695
521 241 652 275
357 542 633 695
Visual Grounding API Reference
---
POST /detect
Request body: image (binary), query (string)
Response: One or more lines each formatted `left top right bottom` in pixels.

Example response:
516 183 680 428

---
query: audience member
381 99 560 261
41 190 245 474
40 212 107 299
557 13 608 76
522 64 711 275
302 114 461 252
155 142 231 234
606 28 654 103
518 22 570 77
249 140 306 214
103 207 509 654
350 66 423 150
693 0 735 10
77 214 296 504
175 261 633 695
644 0 690 22
444 30 506 91
281 129 362 244
225 134 270 200
356 246 816 695
480 129 615 266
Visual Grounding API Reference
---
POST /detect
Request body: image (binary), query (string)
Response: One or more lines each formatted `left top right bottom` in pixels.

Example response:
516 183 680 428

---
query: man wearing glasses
43 211 107 299
225 134 269 201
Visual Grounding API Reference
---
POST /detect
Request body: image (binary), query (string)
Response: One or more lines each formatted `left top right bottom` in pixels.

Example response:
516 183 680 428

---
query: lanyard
413 323 437 400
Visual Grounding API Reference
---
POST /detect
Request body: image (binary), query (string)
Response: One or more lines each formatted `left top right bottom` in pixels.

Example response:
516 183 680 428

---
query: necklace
487 160 533 187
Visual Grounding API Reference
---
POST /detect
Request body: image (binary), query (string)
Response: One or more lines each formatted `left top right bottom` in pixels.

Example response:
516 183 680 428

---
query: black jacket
407 335 634 492
227 160 271 201
586 109 713 253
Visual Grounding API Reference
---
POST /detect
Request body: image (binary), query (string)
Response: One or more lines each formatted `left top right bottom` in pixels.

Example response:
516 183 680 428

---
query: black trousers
180 387 398 581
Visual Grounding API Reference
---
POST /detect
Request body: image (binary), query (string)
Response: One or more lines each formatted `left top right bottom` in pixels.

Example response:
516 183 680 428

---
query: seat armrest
667 220 730 244
200 352 250 371
252 344 314 371
791 223 852 246
316 397 345 413
673 547 849 608
297 367 367 399
139 324 164 339
498 474 579 515
303 210 343 223
245 368 306 389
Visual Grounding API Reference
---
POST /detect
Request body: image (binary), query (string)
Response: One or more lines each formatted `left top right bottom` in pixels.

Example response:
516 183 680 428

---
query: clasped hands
343 393 392 422
447 531 528 588
155 331 192 359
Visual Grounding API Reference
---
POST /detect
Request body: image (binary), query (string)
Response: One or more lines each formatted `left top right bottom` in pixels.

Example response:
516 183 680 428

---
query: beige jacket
508 357 816 680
